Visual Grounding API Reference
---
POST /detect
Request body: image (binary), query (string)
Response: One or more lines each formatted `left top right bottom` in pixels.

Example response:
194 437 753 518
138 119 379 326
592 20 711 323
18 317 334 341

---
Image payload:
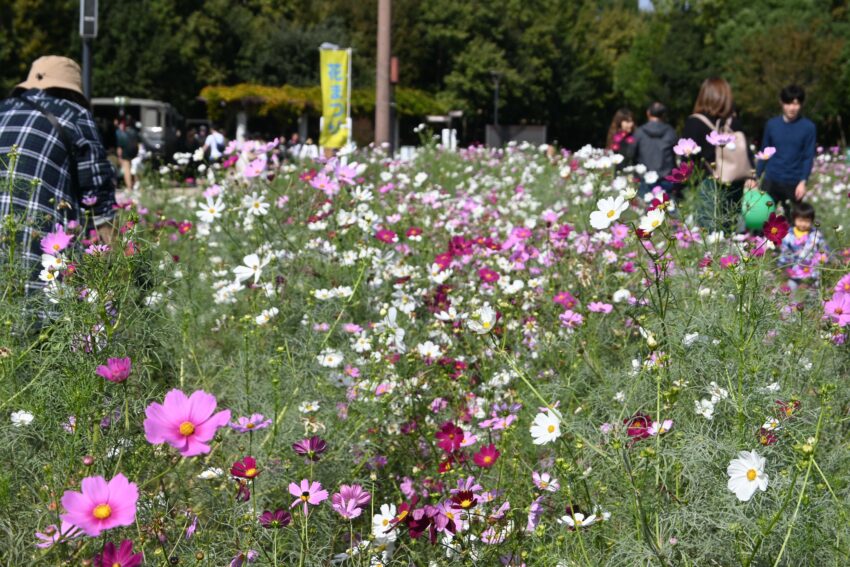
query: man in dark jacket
632 102 677 198
0 56 116 296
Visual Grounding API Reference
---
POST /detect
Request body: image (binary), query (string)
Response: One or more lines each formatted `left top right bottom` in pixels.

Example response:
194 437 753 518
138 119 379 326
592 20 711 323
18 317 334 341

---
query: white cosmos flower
589 196 628 230
372 504 397 543
298 400 320 413
11 410 34 427
638 208 666 233
727 450 769 502
255 307 279 326
197 467 224 479
242 192 270 216
197 196 225 223
529 410 561 445
467 303 497 334
317 349 344 368
694 399 715 420
41 253 64 270
233 253 270 284
417 341 441 359
557 512 597 529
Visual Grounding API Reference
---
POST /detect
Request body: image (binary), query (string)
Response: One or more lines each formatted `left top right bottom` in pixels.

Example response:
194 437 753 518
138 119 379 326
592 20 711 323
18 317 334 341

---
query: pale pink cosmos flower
532 471 560 492
673 138 701 157
35 521 82 548
143 389 231 457
706 130 735 147
229 413 272 433
648 419 673 436
588 302 613 313
824 293 850 327
60 474 138 536
756 146 776 161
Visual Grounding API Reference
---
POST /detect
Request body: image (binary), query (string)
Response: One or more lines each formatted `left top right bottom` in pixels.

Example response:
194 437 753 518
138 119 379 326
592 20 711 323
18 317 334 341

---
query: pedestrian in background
632 101 677 198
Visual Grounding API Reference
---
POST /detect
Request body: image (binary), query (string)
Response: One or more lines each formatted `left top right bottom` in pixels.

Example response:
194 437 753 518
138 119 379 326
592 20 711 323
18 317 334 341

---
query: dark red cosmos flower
94 540 143 567
624 412 652 442
763 213 789 246
259 508 292 529
450 491 477 511
473 444 501 468
757 428 777 446
665 161 694 184
648 193 671 212
776 399 801 418
236 480 251 502
231 456 261 479
435 422 464 454
299 169 318 182
438 453 466 474
406 227 423 238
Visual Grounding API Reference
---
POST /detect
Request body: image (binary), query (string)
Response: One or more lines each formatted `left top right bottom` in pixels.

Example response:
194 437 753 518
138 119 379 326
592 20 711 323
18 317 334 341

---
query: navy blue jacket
756 116 816 184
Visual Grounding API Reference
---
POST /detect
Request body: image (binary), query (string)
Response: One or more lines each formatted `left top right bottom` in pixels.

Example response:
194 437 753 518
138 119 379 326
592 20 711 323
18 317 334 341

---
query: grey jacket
633 120 677 178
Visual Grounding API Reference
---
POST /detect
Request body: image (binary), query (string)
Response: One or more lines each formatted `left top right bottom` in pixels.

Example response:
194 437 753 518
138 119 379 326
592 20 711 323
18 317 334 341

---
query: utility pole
375 0 392 149
79 0 98 100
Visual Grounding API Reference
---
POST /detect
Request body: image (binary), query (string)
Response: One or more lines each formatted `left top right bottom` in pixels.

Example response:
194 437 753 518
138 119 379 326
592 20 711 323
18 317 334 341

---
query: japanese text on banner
320 49 350 149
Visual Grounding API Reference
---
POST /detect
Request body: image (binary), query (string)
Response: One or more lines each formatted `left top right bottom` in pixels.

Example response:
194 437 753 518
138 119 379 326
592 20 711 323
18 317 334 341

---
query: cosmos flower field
3 139 850 565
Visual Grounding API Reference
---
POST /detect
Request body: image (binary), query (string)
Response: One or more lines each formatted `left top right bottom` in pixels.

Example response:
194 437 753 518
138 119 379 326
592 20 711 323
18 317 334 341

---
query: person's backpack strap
14 94 81 201
691 113 720 131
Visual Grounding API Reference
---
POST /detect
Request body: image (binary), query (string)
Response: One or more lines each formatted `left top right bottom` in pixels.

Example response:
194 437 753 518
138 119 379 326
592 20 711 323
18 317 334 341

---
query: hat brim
15 77 84 98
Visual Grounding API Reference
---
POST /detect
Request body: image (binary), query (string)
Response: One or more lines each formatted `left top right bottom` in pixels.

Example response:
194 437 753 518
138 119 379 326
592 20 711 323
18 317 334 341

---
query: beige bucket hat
16 56 84 96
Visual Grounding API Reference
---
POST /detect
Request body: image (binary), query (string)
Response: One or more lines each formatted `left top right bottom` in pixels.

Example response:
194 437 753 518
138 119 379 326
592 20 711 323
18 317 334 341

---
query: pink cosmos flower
143 389 231 457
289 479 329 515
648 419 673 436
40 224 74 255
93 539 143 567
473 444 500 468
834 273 850 295
96 357 132 383
331 484 371 519
532 471 560 492
824 293 850 327
719 255 739 269
553 291 578 309
588 302 613 313
435 422 464 453
559 309 584 328
229 414 272 433
60 474 138 537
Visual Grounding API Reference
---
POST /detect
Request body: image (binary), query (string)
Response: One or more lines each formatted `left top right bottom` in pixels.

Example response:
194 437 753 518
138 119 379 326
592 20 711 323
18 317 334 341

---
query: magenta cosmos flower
824 293 850 327
289 479 328 515
96 357 132 383
60 473 138 537
143 389 231 457
94 539 143 567
40 224 74 255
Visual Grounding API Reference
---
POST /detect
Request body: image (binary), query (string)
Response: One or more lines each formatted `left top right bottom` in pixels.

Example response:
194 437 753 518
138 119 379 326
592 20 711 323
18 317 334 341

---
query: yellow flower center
179 421 195 436
382 518 390 526
606 210 615 218
113 563 121 567
483 456 492 464
574 518 583 526
52 243 61 251
301 491 310 501
651 220 660 228
547 424 555 433
540 481 548 488
460 499 472 509
93 504 112 520
746 469 757 481
246 423 255 429
397 509 409 522
208 208 216 214
245 468 257 478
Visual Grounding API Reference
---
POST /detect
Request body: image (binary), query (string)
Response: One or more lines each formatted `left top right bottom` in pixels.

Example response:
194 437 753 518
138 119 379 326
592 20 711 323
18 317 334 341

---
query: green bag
741 189 776 230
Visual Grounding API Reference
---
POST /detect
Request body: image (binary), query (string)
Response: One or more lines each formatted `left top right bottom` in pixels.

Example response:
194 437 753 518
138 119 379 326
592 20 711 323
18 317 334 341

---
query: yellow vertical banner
320 49 350 148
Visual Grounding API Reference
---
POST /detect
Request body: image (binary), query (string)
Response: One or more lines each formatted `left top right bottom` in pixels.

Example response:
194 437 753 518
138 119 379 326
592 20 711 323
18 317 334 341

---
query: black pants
763 178 799 216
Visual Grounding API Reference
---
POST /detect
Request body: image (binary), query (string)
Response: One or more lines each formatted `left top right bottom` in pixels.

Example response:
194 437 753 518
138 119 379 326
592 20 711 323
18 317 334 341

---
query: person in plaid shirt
0 56 116 295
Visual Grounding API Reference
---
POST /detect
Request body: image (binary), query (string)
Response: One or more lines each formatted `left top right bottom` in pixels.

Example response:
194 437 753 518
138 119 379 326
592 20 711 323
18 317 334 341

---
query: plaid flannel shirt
0 88 116 294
